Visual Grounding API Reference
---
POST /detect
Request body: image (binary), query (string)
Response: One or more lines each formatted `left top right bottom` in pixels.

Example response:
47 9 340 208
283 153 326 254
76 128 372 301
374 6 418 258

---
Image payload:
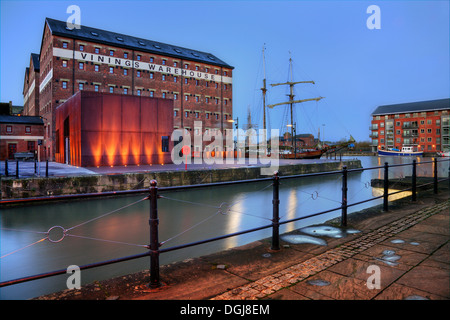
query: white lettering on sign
53 48 232 84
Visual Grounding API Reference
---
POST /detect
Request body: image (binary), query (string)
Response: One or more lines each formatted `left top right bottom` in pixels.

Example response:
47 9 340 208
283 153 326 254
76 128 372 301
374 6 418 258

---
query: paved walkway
36 189 449 301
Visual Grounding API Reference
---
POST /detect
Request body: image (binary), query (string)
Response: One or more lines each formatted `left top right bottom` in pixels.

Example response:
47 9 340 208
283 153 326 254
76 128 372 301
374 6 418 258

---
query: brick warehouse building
370 98 450 153
23 17 234 162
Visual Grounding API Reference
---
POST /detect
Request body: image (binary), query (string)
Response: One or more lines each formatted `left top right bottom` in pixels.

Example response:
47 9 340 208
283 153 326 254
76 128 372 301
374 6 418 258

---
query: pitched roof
0 115 44 125
31 53 40 71
372 98 450 116
45 18 233 69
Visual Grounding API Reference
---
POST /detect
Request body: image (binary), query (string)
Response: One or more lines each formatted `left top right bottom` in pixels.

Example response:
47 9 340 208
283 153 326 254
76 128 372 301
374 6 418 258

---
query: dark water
1 156 447 299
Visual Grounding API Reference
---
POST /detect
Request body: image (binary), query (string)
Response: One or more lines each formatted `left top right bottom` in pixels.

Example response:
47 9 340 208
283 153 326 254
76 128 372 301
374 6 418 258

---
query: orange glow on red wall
55 91 173 167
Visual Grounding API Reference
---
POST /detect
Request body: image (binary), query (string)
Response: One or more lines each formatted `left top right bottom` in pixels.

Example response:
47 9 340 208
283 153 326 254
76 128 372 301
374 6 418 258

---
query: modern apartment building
370 99 450 153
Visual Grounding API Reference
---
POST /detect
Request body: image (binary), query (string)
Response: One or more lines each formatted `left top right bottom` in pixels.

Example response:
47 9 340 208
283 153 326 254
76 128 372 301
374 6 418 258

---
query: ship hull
377 150 423 157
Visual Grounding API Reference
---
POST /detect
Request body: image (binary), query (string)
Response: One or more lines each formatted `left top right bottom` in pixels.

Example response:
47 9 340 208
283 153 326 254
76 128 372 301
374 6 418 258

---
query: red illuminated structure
55 91 173 167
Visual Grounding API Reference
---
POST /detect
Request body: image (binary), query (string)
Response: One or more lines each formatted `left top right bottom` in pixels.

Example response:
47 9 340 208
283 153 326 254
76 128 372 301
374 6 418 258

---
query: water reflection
1 156 448 299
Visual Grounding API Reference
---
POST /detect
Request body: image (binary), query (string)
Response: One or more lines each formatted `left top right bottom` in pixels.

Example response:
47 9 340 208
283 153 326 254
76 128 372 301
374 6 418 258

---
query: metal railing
1 158 449 290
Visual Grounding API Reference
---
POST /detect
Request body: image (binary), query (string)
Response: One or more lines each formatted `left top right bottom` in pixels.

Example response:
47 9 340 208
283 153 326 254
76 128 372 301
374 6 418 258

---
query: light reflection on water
0 156 447 299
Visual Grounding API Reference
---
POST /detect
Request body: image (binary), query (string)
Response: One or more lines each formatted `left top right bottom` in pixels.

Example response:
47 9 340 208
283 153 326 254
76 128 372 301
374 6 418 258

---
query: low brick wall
1 160 361 200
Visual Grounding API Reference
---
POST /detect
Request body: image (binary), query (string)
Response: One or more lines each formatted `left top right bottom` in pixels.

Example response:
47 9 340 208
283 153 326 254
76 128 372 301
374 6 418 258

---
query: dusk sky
1 0 449 142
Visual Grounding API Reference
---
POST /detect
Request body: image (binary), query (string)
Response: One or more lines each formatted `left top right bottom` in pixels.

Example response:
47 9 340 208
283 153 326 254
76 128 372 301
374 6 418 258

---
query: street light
287 123 296 159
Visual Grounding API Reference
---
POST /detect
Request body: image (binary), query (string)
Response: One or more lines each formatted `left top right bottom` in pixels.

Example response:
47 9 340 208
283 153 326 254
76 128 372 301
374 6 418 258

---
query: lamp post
287 123 296 159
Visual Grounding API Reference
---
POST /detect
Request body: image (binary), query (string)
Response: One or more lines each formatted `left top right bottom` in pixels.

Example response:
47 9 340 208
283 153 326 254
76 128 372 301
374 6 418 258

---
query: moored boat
378 146 423 156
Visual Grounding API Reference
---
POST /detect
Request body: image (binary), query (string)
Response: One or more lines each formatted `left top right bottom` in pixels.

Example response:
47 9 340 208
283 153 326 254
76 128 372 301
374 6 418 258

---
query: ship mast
267 53 324 152
261 45 267 146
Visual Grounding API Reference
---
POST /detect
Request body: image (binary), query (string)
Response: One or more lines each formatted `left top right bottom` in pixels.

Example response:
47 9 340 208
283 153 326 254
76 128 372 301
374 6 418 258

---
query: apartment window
79 45 84 51
25 126 31 134
124 88 128 95
137 89 141 96
62 60 68 67
95 65 100 72
79 83 84 91
109 66 114 74
137 71 141 77
79 62 84 70
427 129 432 134
95 47 100 54
109 50 114 56
62 81 67 89
94 85 99 92
109 86 114 93
427 120 432 125
62 42 68 48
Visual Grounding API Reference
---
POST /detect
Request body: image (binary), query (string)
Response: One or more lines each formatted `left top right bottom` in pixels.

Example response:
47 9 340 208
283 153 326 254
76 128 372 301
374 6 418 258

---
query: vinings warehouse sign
53 48 232 83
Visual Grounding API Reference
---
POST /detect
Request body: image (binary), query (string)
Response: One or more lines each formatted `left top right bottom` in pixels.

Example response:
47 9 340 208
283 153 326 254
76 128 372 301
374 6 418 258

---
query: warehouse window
137 71 141 77
79 83 84 91
95 47 100 54
79 45 84 51
95 65 99 72
109 50 114 56
109 86 114 93
79 62 84 70
137 89 141 96
62 81 67 89
124 88 128 95
124 69 128 75
150 72 154 79
137 55 141 61
95 85 99 92
109 66 114 74
161 136 169 152
124 52 128 58
62 60 68 67
63 42 68 48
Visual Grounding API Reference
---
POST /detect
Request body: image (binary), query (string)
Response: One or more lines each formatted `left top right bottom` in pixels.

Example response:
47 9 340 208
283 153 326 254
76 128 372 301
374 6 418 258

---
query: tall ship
260 49 354 159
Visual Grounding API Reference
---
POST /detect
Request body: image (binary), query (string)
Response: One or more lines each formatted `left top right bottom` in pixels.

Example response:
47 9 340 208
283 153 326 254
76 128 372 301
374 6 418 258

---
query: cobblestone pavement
212 200 449 300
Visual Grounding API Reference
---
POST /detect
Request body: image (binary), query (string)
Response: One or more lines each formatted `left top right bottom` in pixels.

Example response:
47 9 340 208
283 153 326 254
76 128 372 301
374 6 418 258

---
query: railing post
148 179 161 288
5 160 8 177
412 159 417 201
341 166 348 227
271 171 280 251
433 158 438 194
383 162 389 212
16 161 19 179
45 160 49 178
